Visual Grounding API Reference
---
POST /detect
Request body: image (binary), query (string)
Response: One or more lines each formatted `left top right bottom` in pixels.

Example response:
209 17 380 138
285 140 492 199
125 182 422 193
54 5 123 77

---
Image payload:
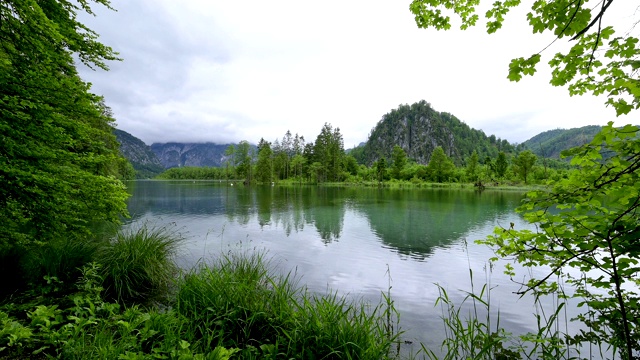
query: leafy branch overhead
410 0 640 115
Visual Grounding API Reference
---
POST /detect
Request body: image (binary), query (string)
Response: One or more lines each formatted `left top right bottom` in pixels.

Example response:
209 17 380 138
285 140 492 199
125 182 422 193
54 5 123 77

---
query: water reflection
353 189 521 260
124 182 523 261
123 181 544 354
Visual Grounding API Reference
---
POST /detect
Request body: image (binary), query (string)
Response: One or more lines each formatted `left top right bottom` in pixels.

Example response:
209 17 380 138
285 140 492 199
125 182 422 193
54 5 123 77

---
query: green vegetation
522 125 605 159
422 269 576 360
4 0 639 358
159 116 571 187
410 0 640 358
1 0 130 252
482 123 640 358
0 231 401 359
114 129 165 179
98 225 182 305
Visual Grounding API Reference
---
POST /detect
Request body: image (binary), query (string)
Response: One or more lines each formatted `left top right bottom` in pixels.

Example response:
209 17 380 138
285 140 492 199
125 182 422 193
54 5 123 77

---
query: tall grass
175 251 401 358
1 227 402 359
97 224 182 304
421 266 582 360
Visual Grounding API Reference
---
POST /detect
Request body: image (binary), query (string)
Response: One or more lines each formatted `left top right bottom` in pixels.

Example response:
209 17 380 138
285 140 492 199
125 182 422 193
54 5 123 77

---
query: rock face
358 100 513 165
113 129 164 178
149 143 232 168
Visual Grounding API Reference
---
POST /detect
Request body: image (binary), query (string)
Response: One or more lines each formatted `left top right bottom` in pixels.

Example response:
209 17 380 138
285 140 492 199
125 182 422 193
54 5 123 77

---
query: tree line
160 124 570 186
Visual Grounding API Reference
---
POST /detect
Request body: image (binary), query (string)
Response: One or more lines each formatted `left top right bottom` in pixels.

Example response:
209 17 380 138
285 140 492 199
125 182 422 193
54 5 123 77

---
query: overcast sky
78 0 638 148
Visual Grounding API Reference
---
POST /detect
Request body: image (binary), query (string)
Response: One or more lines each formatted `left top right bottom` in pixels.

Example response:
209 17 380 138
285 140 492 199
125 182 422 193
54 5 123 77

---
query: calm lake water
123 180 578 356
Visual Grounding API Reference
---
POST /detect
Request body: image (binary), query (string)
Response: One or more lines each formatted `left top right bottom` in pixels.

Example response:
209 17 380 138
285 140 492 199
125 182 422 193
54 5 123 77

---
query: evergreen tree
495 151 508 179
224 144 236 179
391 145 408 179
255 139 273 183
426 146 455 182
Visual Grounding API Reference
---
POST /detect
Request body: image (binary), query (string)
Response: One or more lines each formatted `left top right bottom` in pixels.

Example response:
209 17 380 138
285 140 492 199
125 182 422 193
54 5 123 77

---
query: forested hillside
352 100 515 166
114 129 164 178
521 125 603 158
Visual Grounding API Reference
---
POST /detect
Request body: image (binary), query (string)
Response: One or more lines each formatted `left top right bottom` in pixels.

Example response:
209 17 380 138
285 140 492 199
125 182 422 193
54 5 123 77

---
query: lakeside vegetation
0 227 400 359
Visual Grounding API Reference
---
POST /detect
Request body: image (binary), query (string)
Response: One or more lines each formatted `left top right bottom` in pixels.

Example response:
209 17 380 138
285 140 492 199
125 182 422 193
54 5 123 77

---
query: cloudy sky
78 0 638 148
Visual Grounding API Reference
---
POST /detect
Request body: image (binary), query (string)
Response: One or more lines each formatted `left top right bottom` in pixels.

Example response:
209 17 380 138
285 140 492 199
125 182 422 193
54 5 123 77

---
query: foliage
157 166 227 180
422 271 577 360
312 123 345 182
0 0 129 250
255 138 274 183
0 263 240 359
410 0 640 116
512 150 537 184
0 250 402 359
523 125 604 159
495 152 509 179
466 150 479 182
97 224 182 305
375 157 388 182
358 100 515 166
235 140 254 182
174 251 401 358
392 145 408 179
481 123 640 358
427 146 456 182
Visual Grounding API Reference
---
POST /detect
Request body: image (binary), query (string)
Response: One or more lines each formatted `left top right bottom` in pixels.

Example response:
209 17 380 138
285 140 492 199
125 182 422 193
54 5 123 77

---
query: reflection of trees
269 187 306 236
125 182 520 253
354 189 522 260
255 186 345 243
305 187 345 244
125 181 229 222
225 186 253 226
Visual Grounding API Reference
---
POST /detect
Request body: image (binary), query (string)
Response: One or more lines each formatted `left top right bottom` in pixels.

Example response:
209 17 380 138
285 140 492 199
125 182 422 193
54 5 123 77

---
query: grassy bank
0 227 401 359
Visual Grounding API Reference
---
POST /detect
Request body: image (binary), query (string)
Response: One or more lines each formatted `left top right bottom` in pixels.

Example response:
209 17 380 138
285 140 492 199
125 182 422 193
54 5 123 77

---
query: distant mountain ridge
113 129 164 178
521 125 603 158
149 143 234 168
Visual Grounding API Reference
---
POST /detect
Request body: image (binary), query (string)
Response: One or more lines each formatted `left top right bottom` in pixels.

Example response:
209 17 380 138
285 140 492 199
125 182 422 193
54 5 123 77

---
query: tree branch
571 0 613 40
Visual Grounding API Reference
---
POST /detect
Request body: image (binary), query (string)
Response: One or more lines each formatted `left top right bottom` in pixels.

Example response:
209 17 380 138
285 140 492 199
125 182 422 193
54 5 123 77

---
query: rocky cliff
356 100 514 165
149 143 233 168
113 129 164 178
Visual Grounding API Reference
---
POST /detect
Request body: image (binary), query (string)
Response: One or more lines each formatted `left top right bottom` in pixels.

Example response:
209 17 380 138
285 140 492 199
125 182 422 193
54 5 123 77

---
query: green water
124 180 568 353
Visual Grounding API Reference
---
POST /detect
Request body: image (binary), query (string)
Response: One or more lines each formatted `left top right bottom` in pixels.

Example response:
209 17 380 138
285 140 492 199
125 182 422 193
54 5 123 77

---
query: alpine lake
123 180 583 357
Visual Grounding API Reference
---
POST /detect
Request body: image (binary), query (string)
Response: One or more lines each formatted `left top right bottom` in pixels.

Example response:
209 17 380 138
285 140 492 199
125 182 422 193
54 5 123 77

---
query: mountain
521 125 603 158
354 100 515 165
113 129 164 178
149 143 234 168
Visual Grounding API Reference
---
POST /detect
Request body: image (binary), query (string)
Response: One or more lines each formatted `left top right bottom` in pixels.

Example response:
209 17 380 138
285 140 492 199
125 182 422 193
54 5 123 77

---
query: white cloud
79 0 638 147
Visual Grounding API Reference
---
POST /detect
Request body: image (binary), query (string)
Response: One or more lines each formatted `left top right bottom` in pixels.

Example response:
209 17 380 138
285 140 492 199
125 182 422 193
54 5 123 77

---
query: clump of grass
175 251 400 358
97 224 182 305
